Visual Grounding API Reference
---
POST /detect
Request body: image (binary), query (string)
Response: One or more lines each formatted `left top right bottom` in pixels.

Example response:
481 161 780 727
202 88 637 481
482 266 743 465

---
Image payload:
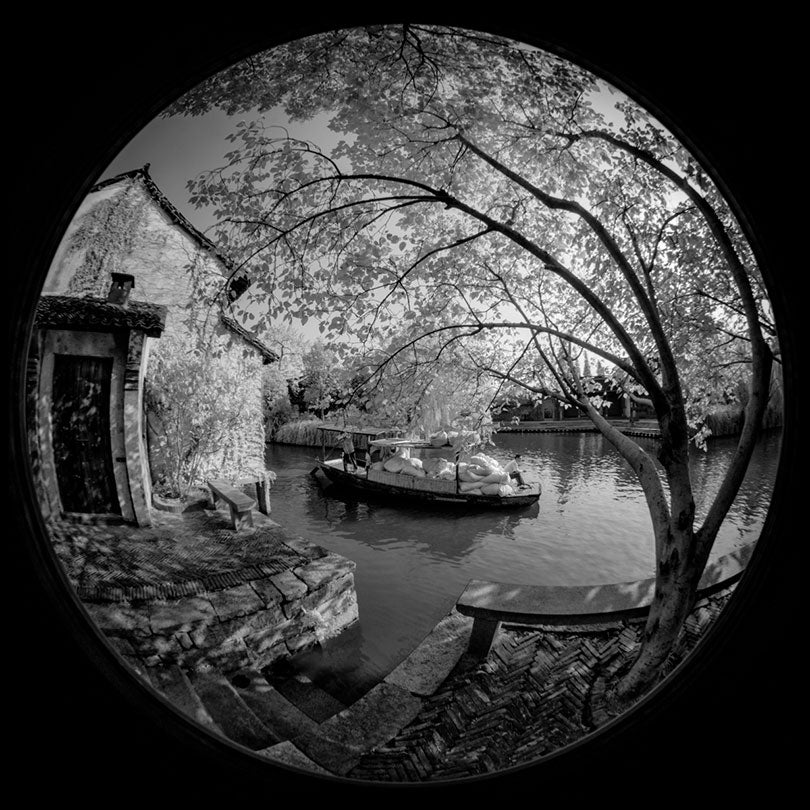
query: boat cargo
313 429 541 509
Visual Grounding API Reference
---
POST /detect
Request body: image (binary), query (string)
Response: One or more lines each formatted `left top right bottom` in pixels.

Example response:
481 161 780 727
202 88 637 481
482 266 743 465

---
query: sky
102 106 340 237
102 108 237 233
101 105 342 343
95 40 638 356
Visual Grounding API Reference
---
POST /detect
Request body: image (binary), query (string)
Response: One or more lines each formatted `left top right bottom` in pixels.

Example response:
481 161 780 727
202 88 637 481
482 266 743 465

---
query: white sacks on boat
399 457 427 477
384 456 405 472
480 471 510 485
467 454 503 476
383 445 414 472
457 456 509 482
481 483 515 496
434 460 456 480
421 457 444 475
373 446 519 499
457 463 482 482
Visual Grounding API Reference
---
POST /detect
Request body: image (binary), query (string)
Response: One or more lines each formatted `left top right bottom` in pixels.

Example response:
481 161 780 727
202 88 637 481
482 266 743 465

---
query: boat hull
315 460 541 509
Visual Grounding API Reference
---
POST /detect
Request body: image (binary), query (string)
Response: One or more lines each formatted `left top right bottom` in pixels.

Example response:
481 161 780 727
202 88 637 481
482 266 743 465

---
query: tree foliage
145 333 257 498
299 341 342 419
352 329 498 436
169 24 778 705
259 322 307 433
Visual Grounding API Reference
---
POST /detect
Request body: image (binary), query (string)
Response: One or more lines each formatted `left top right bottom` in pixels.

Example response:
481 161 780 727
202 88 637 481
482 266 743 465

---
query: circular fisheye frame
12 18 796 801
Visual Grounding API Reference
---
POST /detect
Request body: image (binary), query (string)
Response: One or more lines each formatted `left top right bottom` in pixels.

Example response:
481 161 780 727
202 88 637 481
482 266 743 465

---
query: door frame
38 328 135 521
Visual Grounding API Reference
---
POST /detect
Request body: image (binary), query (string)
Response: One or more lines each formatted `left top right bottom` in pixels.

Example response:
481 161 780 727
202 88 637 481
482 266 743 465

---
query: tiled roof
220 314 278 363
36 295 167 337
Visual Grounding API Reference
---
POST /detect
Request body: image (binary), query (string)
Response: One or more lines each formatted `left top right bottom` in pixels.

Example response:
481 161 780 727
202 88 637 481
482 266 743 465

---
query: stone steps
268 675 348 722
142 609 476 776
144 663 223 735
289 681 424 775
385 610 475 695
276 613 473 775
229 668 320 741
188 671 281 750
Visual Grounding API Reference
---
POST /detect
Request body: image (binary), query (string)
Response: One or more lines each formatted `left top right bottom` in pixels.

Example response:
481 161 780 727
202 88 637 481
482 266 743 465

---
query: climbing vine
65 179 148 297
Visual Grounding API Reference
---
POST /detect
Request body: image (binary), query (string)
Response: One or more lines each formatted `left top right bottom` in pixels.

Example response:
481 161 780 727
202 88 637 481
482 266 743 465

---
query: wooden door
51 354 119 514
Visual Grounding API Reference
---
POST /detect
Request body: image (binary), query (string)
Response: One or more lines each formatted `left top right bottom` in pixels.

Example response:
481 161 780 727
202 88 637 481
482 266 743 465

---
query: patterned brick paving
348 587 732 782
48 508 309 602
45 504 738 783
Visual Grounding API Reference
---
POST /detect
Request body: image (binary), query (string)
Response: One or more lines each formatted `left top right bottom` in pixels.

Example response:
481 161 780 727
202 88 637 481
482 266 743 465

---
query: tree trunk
580 396 703 707
614 521 698 705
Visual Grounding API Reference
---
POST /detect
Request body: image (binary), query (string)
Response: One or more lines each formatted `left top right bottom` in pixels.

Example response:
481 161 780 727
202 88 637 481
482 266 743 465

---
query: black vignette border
9 13 799 801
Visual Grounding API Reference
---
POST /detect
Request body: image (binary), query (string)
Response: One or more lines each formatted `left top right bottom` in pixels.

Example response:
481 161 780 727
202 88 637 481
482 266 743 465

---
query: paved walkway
46 494 742 784
347 586 732 781
48 495 314 601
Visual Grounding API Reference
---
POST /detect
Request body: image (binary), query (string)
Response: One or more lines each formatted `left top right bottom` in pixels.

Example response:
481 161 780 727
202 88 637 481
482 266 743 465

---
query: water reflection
311 478 535 559
265 429 781 685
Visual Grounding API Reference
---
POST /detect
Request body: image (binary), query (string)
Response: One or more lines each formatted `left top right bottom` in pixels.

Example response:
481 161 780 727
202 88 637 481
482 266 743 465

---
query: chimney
107 273 135 306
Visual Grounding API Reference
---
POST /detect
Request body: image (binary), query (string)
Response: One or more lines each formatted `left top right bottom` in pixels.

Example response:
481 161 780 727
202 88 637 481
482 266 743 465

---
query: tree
354 330 498 436
145 333 258 499
259 322 307 434
300 341 340 420
168 25 777 706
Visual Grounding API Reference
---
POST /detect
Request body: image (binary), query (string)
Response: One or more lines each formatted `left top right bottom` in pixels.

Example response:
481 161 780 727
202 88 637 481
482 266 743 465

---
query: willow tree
168 24 776 705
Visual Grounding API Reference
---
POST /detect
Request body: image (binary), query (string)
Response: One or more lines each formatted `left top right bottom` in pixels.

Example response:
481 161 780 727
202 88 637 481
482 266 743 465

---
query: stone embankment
272 418 663 447
90 546 357 675
129 579 737 782
48 505 359 676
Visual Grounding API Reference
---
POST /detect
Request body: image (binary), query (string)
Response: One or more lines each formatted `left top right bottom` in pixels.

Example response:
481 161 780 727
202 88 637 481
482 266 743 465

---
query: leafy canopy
172 24 772 432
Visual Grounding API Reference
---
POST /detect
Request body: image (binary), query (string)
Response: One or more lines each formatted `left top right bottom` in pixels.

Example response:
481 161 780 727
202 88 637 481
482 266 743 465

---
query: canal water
264 429 782 698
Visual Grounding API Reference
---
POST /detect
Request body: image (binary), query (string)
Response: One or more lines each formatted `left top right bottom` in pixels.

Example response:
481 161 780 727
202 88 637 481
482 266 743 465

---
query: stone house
30 166 277 525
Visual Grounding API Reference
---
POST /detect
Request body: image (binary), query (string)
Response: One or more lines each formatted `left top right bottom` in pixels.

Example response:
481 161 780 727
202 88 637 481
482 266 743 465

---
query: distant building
495 377 655 423
29 166 276 525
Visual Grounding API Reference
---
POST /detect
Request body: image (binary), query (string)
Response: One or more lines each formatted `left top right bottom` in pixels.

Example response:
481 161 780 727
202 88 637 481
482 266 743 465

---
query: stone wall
85 543 358 675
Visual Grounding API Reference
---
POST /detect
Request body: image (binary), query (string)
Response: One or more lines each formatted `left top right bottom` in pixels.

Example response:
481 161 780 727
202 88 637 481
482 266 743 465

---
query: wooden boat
313 431 541 509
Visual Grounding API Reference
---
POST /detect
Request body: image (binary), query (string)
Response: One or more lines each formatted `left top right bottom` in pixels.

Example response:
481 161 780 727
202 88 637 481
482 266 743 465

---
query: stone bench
207 479 256 530
233 470 275 515
456 548 751 660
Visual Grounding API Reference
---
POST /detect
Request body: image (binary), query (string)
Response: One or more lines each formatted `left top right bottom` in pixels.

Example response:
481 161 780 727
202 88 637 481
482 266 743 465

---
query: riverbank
271 417 663 447
47 502 359 676
263 429 778 694
42 442 766 784
272 416 785 450
493 417 661 439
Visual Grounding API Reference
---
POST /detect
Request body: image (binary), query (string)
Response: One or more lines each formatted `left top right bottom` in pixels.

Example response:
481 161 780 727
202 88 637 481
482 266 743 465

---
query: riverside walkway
46 472 750 784
494 417 661 439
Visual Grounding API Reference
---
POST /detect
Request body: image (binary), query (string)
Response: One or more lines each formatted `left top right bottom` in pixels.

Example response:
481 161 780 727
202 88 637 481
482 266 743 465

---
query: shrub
145 334 257 499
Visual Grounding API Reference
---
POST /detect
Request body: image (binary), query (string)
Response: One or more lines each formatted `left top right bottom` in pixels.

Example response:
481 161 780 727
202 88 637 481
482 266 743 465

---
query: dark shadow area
10 13 799 802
